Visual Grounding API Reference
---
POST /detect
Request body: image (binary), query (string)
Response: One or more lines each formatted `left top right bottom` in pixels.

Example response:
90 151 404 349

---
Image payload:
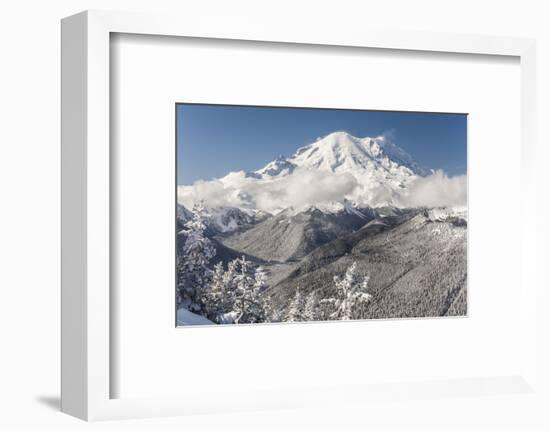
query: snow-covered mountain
253 154 296 178
177 131 438 217
255 131 426 179
177 203 268 234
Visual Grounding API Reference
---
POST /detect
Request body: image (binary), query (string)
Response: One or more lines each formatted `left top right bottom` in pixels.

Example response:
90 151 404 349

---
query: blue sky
177 104 467 185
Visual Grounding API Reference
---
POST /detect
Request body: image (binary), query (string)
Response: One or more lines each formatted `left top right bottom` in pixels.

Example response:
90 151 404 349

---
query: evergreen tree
321 262 372 320
176 203 215 313
232 257 271 324
286 287 306 322
203 262 228 320
303 290 318 321
204 257 271 324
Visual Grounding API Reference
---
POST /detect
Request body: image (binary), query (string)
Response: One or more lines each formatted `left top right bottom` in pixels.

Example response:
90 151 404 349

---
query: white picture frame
61 9 539 421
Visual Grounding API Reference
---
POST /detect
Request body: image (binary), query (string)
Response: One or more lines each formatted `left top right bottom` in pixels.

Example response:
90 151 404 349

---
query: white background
112 34 522 399
1 1 549 430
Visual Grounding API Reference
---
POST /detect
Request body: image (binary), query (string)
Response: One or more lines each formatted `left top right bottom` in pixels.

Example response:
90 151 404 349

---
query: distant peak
324 130 353 138
251 130 426 179
285 130 426 175
318 130 361 143
255 154 296 177
315 131 386 147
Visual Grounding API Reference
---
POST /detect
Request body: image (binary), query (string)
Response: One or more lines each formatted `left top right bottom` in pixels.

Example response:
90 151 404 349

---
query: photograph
176 104 467 326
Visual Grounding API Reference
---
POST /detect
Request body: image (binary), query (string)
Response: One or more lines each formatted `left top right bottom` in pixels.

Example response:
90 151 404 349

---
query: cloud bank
178 169 359 214
178 169 467 214
396 170 467 208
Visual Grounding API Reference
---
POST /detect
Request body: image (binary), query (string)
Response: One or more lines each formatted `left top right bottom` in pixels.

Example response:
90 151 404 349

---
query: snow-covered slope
256 131 426 178
177 203 267 234
178 131 438 214
270 208 467 318
205 207 268 233
176 308 213 325
254 154 296 177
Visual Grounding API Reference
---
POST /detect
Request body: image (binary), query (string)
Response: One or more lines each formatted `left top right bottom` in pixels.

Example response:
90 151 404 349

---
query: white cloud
250 169 358 213
177 180 245 209
178 168 467 214
178 169 359 214
397 170 467 208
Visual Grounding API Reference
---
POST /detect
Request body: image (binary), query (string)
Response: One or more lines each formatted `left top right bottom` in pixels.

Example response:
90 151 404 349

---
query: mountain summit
255 131 426 179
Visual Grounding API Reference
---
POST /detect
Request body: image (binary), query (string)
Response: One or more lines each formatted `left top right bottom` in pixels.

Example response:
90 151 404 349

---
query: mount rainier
179 132 426 210
177 131 464 233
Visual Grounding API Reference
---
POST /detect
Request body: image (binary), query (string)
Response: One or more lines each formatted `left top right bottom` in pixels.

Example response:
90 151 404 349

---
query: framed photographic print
175 104 468 326
61 10 541 422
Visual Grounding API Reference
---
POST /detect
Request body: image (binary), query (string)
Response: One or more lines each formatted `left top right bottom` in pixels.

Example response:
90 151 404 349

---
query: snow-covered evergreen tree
231 257 271 324
303 290 318 321
203 259 238 323
202 262 227 320
253 265 273 320
204 257 271 324
321 262 372 320
285 287 306 322
176 203 215 313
